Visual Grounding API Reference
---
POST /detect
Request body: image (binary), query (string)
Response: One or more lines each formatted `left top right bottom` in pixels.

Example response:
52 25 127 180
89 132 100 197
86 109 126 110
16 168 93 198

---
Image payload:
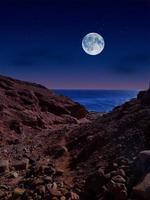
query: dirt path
54 132 75 186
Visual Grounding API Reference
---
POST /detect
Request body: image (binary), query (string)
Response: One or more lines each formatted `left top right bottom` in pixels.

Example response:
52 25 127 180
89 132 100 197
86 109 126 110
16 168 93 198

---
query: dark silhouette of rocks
0 75 150 200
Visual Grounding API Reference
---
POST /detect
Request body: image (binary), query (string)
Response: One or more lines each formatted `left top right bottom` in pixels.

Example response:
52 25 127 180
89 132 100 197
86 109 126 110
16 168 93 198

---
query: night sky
0 0 149 89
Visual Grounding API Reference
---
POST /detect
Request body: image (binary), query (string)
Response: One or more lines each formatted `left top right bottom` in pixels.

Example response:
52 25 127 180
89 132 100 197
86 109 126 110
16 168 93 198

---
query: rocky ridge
67 89 150 200
0 75 88 200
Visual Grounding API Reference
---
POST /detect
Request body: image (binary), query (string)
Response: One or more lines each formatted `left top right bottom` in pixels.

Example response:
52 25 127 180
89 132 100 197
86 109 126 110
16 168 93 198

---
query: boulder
133 173 150 200
136 150 150 174
137 89 150 106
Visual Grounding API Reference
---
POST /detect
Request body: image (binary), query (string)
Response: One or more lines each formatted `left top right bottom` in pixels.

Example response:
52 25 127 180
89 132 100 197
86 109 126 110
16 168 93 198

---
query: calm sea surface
55 90 138 112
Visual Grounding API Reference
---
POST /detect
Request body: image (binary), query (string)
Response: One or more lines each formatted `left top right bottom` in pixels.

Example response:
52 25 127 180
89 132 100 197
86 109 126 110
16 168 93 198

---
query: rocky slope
0 75 150 200
0 75 88 199
67 89 150 200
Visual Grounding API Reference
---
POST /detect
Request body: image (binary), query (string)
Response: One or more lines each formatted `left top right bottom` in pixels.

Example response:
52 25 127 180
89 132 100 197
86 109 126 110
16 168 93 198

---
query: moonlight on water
82 33 105 56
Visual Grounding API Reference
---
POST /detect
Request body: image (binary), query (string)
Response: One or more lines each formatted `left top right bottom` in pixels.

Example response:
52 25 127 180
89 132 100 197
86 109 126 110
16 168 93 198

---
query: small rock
9 171 19 178
112 175 126 183
61 188 68 195
0 184 9 190
53 146 68 159
3 149 8 153
12 158 29 171
41 165 56 175
36 185 46 195
60 196 66 200
9 120 23 134
32 178 44 186
47 182 62 197
113 163 118 169
117 169 126 178
0 191 6 198
70 192 79 200
59 181 64 188
111 169 126 178
120 158 129 165
0 160 9 173
56 168 64 176
85 168 107 194
13 188 25 199
52 197 59 200
105 173 111 179
87 135 94 142
108 180 127 200
43 176 52 183
52 182 57 190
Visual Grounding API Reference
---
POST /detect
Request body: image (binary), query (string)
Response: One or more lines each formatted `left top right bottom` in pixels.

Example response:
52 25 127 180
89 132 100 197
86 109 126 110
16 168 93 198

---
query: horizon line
51 88 141 91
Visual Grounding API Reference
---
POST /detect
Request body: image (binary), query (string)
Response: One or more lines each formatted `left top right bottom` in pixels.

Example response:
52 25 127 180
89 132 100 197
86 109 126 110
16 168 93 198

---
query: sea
55 90 138 112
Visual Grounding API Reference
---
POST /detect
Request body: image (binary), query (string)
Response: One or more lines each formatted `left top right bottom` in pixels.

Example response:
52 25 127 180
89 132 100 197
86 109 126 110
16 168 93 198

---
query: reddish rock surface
0 75 88 199
0 75 150 200
66 88 150 200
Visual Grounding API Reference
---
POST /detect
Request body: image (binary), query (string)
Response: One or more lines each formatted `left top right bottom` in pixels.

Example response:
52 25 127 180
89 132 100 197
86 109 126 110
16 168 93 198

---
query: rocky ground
0 75 150 200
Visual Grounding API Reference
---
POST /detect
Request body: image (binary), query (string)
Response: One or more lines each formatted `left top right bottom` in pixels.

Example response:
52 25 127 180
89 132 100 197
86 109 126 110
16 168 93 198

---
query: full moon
82 33 105 55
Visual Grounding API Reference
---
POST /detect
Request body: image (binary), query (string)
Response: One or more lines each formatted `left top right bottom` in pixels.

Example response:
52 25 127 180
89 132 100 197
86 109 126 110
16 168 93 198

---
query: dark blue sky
0 0 149 89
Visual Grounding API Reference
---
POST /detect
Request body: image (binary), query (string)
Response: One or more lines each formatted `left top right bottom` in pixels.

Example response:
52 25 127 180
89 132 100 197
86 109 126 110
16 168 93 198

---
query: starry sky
0 0 149 89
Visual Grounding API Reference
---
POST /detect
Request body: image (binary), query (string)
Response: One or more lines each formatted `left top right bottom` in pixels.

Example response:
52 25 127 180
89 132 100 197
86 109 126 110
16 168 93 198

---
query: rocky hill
0 75 150 200
67 89 150 200
0 75 88 199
